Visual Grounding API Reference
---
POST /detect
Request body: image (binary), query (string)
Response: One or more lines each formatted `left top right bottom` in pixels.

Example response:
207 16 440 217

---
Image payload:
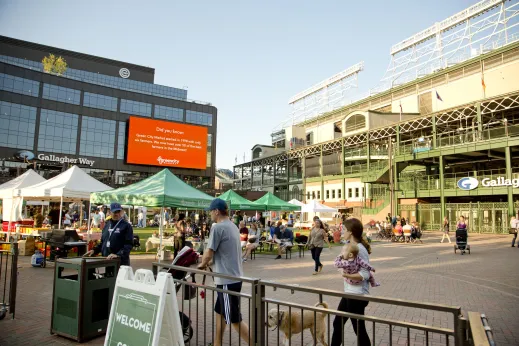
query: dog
267 301 329 346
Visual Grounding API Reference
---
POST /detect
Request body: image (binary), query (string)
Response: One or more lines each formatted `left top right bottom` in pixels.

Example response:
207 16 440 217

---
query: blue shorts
214 282 243 324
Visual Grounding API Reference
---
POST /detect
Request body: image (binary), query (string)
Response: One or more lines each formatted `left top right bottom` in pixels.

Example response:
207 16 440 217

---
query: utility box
51 257 120 342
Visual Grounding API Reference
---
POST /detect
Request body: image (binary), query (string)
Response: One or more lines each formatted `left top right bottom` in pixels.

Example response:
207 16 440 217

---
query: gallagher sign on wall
457 177 519 190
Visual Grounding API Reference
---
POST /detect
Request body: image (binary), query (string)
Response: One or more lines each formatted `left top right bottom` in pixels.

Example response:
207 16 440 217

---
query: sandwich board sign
104 266 184 346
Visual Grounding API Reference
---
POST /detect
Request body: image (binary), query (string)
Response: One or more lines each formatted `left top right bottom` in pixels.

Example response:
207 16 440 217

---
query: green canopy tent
90 169 214 260
253 192 301 211
218 190 263 211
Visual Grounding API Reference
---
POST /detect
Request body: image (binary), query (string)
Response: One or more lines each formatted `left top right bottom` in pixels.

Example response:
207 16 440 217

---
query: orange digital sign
126 117 208 169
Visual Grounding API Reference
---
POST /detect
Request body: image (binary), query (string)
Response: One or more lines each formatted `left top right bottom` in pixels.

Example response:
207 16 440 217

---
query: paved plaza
1 232 518 345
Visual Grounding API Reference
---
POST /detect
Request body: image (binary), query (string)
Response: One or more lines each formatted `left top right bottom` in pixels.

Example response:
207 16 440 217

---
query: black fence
0 242 18 320
152 262 492 346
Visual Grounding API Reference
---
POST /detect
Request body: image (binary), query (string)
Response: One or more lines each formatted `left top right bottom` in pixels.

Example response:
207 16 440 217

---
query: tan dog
267 302 329 346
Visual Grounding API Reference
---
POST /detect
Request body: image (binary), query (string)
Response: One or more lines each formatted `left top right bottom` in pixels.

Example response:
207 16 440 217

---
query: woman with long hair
331 218 372 346
242 222 261 261
441 217 451 243
307 219 331 275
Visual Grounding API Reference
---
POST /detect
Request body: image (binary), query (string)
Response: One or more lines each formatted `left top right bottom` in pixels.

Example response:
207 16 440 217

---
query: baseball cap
206 198 228 211
110 202 122 212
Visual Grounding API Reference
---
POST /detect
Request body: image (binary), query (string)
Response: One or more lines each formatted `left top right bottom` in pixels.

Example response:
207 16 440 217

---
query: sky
0 0 472 169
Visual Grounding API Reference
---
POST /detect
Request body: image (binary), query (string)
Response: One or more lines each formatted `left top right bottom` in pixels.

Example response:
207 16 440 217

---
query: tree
42 54 68 75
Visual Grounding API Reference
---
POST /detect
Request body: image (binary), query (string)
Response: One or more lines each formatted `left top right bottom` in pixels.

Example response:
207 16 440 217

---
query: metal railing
151 262 477 346
0 242 18 320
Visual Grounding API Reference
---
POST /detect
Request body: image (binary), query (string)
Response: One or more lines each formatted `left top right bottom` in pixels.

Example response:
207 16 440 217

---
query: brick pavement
1 232 517 345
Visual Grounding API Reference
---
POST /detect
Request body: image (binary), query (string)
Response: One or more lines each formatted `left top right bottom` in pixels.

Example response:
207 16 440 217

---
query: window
117 121 126 159
312 191 315 199
355 188 359 198
42 84 80 105
38 109 78 154
120 99 152 117
206 134 212 168
0 73 40 97
0 101 37 149
338 189 342 199
317 191 321 199
186 110 212 126
307 192 310 200
326 190 329 199
207 152 211 168
332 190 336 199
79 116 116 158
348 188 352 198
344 114 366 133
154 105 183 122
83 92 117 111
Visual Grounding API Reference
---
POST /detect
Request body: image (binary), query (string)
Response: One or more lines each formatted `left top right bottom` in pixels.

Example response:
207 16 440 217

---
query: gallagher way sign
104 267 184 346
457 177 519 190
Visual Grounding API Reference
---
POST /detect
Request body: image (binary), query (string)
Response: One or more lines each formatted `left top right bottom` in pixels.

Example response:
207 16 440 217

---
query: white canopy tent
0 169 46 231
18 166 112 229
288 199 305 207
302 200 338 213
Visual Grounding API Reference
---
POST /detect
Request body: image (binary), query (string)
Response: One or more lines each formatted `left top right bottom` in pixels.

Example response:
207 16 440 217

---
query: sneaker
512 245 516 247
312 272 318 275
242 258 247 262
318 265 324 272
275 255 282 259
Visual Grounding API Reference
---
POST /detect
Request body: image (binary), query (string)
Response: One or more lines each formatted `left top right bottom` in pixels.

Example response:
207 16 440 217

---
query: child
334 242 380 287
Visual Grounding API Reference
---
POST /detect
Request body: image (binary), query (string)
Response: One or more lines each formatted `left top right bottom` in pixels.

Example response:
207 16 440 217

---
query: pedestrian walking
510 216 519 247
331 218 372 346
308 219 331 275
198 198 250 346
441 217 451 243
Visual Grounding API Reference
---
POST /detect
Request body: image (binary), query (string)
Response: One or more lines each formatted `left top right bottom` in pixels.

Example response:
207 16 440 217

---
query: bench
249 241 292 259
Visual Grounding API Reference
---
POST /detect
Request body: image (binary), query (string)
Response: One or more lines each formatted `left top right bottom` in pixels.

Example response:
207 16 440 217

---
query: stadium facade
234 0 519 232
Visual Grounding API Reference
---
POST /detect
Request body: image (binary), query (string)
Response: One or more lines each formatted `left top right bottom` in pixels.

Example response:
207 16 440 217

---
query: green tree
42 54 68 75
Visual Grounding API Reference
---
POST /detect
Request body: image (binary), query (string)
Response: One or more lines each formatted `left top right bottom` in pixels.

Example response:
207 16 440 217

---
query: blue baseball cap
110 202 122 212
206 198 228 211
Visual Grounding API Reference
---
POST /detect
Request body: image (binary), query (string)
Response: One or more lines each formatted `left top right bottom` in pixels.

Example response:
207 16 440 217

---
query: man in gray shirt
198 198 249 346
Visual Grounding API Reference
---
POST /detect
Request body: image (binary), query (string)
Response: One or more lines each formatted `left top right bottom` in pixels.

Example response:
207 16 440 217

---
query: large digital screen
126 117 208 169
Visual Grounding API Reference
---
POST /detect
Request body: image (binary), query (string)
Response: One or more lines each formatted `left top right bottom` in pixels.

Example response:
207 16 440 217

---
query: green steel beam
505 146 514 217
341 138 345 201
439 155 446 221
302 156 306 200
320 146 324 200
432 114 437 148
366 137 370 171
476 102 483 134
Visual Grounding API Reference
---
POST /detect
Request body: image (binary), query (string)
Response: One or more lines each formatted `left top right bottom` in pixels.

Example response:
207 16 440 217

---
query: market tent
20 165 112 201
302 200 338 213
218 190 263 210
288 199 305 207
0 169 46 223
90 168 214 209
253 192 301 211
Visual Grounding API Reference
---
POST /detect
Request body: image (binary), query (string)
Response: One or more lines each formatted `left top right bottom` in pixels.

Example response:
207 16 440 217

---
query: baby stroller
454 228 470 255
167 246 199 343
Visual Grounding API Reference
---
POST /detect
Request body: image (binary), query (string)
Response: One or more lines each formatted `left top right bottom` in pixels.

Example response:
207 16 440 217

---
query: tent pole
58 196 63 229
79 202 83 229
158 206 164 263
86 201 92 242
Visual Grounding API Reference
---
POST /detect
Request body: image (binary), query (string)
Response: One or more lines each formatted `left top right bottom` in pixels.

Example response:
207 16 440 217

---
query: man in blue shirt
84 202 134 266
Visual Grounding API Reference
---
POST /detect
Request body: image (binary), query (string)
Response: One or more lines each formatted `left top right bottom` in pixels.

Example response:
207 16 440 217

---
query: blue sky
0 0 470 169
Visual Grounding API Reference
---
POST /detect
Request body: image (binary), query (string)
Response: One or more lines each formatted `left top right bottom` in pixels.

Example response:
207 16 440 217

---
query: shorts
215 282 243 324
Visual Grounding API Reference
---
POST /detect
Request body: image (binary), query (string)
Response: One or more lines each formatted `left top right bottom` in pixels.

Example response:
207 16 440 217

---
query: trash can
51 257 120 342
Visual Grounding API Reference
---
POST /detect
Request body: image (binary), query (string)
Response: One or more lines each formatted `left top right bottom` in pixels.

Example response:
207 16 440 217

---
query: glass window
338 189 342 199
38 109 78 154
332 190 336 199
207 152 211 168
0 101 37 149
348 188 352 198
117 121 126 160
154 105 183 122
83 92 118 111
120 99 151 117
312 191 315 199
79 116 116 158
317 191 321 199
207 134 212 147
82 168 113 186
114 170 150 187
306 192 310 200
42 84 80 105
355 188 359 198
0 72 40 97
186 110 212 126
326 190 329 199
